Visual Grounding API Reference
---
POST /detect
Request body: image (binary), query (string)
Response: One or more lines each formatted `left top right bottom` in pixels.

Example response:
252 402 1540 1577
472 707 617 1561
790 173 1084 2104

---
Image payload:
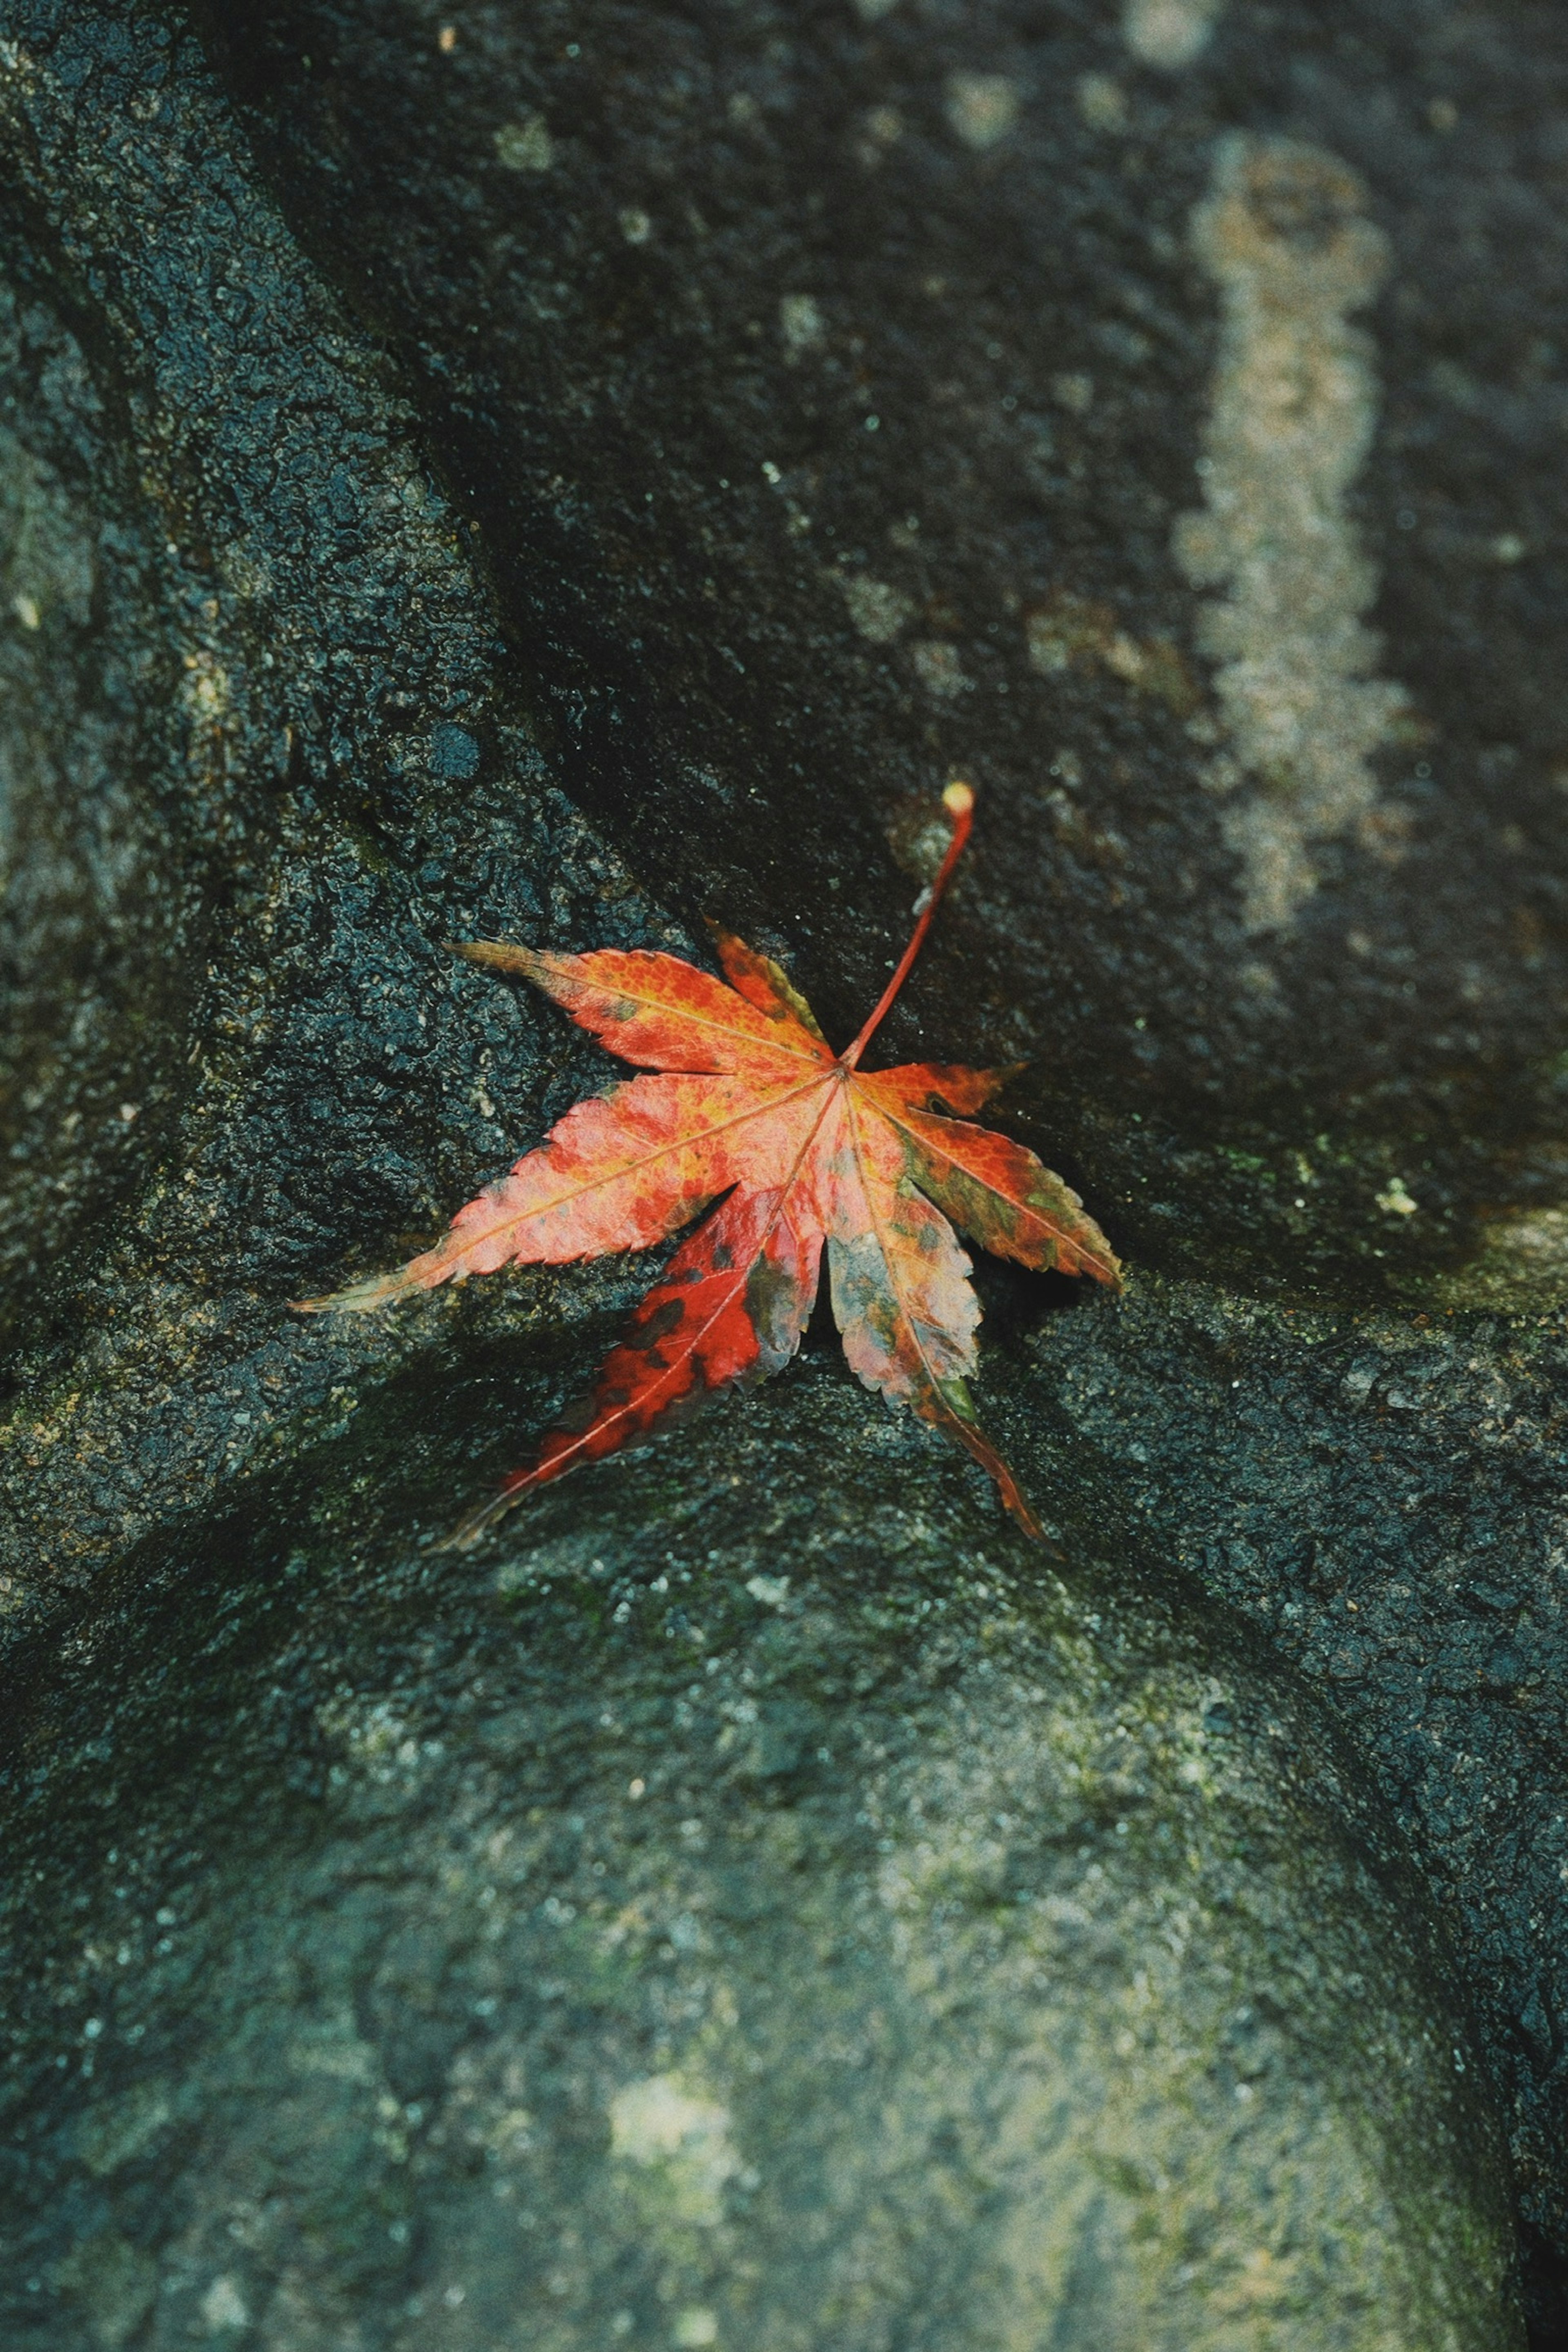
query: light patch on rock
76 2083 172 2177
909 640 971 699
1434 1207 1568 1310
1076 73 1129 134
1123 0 1227 69
610 2076 739 2227
945 72 1020 152
200 2276 250 2332
1174 136 1410 931
216 540 274 601
316 1693 441 1782
619 207 651 245
180 647 230 725
0 425 95 630
493 112 553 172
284 2015 381 2083
839 573 913 644
853 0 902 18
1375 1176 1419 1218
53 2230 156 2350
779 293 825 358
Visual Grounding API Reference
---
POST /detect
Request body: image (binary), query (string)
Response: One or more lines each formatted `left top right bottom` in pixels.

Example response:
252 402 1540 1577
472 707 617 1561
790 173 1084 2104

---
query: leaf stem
841 781 974 1069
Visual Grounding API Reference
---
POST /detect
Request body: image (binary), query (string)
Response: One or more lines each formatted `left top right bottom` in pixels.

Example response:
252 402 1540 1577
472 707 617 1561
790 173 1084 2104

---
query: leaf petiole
841 781 974 1070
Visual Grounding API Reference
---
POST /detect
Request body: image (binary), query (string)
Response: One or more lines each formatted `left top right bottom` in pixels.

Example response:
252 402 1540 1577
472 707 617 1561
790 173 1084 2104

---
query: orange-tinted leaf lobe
708 925 831 1052
455 939 828 1076
858 1082 1121 1286
454 1185 824 1546
303 882 1120 1544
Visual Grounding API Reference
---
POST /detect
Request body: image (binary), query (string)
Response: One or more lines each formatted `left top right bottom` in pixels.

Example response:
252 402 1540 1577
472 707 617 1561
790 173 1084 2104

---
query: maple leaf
297 785 1120 1544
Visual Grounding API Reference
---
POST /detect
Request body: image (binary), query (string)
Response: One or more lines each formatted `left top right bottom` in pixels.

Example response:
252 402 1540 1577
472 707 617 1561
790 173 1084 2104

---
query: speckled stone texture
0 1386 1523 2349
0 0 1565 2340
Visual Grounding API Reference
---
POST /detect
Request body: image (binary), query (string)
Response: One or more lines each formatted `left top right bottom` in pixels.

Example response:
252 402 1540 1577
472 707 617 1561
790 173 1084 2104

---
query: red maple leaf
297 786 1120 1543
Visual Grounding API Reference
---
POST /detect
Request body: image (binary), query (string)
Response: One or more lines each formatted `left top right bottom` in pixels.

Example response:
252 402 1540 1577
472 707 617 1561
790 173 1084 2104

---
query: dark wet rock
0 1378 1523 2348
199 0 1568 1306
0 0 663 1602
0 268 207 1356
0 0 1565 2340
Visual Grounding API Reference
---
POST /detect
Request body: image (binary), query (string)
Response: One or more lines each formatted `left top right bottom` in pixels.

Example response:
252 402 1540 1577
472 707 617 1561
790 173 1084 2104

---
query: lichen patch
493 112 553 172
1123 0 1227 69
909 640 971 699
839 572 913 644
1174 136 1411 932
778 293 825 359
610 2076 739 2229
945 73 1020 153
1076 74 1130 134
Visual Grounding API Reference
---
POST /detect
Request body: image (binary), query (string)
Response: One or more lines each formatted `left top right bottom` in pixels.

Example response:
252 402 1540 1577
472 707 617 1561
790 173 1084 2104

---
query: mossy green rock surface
0 1379 1521 2349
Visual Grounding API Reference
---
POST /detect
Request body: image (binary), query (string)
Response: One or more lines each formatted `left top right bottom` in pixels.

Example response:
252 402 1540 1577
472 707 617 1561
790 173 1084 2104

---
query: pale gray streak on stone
1174 135 1410 932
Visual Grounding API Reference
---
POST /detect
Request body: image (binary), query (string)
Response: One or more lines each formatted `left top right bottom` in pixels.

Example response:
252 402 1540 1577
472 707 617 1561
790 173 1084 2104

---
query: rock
203 0 1568 1307
0 0 1562 2336
1009 1270 1568 2279
0 261 209 1359
0 1373 1523 2348
0 0 666 1603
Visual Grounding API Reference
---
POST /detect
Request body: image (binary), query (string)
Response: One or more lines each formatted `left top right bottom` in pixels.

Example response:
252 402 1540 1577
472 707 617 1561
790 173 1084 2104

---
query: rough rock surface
0 1383 1521 2349
0 0 1565 2340
207 0 1568 1303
